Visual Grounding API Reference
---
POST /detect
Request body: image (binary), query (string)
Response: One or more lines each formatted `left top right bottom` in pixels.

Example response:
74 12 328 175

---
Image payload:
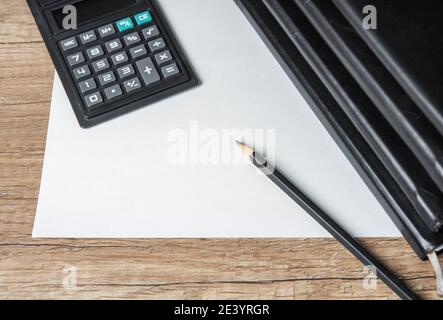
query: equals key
161 63 180 78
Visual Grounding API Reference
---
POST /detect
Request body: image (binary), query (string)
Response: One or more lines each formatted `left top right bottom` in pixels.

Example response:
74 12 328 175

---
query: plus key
135 57 160 86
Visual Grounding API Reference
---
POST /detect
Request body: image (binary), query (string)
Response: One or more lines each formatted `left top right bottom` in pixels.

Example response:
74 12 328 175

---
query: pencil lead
235 141 254 157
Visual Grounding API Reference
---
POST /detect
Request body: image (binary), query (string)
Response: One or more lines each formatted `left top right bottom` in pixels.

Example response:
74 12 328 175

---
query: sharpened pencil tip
235 141 254 157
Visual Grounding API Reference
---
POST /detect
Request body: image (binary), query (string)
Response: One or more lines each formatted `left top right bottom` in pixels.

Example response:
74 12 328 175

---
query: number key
67 52 85 67
86 45 104 59
84 92 103 109
105 39 123 53
111 52 129 66
78 78 97 93
73 65 91 80
117 65 135 79
98 71 116 86
92 58 110 73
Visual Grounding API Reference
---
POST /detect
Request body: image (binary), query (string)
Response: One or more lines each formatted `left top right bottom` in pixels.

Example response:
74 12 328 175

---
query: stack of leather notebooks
235 0 443 263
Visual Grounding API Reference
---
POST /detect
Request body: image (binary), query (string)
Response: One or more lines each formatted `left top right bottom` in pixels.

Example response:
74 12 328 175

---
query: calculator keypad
59 10 182 112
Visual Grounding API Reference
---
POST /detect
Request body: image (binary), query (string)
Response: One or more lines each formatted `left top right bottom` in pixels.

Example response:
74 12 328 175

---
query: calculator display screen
52 0 137 29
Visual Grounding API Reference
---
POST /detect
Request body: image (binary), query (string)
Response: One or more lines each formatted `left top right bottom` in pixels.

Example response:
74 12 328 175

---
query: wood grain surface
0 0 441 300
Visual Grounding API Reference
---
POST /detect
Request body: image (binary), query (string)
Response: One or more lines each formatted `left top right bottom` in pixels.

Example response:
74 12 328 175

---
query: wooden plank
0 237 438 300
0 0 43 44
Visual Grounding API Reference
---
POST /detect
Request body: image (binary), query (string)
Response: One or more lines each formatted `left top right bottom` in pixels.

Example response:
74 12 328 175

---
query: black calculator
27 0 198 128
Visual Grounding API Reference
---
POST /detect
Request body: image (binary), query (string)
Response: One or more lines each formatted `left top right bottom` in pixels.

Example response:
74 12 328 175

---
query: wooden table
0 0 440 300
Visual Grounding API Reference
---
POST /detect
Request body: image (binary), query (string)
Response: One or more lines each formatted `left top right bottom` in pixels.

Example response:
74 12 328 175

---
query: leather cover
334 0 443 137
293 0 443 196
262 0 443 233
235 0 443 259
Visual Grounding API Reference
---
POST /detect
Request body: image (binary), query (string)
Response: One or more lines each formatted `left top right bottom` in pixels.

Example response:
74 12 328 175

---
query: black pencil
237 142 419 300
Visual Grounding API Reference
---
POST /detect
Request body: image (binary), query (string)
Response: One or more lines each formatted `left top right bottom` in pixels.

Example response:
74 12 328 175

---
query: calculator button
111 52 129 66
134 11 153 26
98 24 116 38
98 71 116 86
117 65 135 79
154 50 172 65
60 37 78 51
129 45 147 59
161 63 180 78
104 39 122 53
136 57 160 86
79 30 97 45
84 92 103 109
92 58 110 73
116 17 134 32
142 25 159 40
78 78 97 93
123 32 141 46
67 52 85 67
86 45 104 60
104 84 123 100
148 38 166 52
73 65 91 80
123 77 142 93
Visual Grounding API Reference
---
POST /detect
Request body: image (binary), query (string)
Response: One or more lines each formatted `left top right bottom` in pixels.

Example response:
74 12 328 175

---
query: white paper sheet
33 0 400 238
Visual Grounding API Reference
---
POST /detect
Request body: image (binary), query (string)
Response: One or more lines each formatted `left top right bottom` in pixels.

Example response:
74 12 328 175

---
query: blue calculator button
134 11 153 25
116 17 134 32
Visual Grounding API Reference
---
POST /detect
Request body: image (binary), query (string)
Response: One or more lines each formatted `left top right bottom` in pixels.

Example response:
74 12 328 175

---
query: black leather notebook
235 0 443 259
293 0 443 196
334 0 443 137
261 0 443 233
